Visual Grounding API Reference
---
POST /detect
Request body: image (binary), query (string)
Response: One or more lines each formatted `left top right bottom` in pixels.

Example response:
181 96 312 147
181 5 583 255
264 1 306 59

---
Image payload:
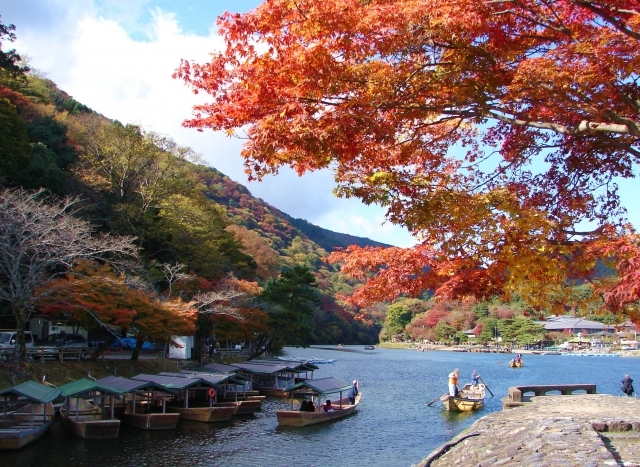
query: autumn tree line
0 16 378 361
3 1 640 361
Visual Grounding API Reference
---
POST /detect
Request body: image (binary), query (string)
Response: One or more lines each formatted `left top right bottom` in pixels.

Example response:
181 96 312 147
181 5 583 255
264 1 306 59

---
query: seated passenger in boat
323 400 334 412
300 400 315 412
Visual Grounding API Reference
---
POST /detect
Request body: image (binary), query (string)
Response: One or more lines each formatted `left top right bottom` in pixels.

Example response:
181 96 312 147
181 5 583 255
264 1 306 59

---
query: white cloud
5 0 417 247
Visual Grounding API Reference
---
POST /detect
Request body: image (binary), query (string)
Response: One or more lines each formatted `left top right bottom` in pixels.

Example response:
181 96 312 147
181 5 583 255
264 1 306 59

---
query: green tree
0 98 31 186
251 265 319 357
0 17 29 77
473 302 490 319
381 302 412 340
147 194 256 280
435 323 457 343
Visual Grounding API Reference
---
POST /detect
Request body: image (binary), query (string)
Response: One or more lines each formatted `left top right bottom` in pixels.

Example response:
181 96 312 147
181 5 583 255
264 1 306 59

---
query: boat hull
60 399 120 439
165 405 236 422
121 404 180 430
215 399 263 415
509 361 524 368
257 388 289 398
440 394 483 412
276 394 361 427
0 402 55 450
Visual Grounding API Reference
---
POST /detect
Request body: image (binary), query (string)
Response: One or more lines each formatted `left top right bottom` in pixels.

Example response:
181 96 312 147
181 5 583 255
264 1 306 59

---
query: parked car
0 331 35 361
32 333 89 360
50 334 88 348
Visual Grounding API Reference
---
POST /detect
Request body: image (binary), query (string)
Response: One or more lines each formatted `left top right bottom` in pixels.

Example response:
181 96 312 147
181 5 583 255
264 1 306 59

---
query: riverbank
0 356 196 388
377 341 640 357
417 394 640 467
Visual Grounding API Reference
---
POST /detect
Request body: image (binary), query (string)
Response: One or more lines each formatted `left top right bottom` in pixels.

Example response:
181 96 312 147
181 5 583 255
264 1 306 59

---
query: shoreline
415 394 640 467
376 342 640 357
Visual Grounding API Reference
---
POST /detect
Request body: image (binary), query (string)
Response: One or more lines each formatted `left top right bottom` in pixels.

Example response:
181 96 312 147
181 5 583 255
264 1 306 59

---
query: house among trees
541 316 615 335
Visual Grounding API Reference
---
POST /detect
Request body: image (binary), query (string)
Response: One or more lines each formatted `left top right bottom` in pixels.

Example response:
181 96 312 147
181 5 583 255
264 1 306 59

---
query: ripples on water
4 347 638 467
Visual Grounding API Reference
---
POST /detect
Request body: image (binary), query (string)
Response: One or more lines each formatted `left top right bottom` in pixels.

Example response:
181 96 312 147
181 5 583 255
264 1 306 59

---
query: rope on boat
421 432 481 467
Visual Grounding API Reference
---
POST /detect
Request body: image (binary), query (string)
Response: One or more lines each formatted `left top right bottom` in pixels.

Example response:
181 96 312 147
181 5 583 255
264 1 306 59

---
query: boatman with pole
448 369 459 397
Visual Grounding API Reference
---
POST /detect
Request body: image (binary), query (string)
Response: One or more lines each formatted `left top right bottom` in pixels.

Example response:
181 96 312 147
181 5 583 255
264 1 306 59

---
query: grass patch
0 358 200 388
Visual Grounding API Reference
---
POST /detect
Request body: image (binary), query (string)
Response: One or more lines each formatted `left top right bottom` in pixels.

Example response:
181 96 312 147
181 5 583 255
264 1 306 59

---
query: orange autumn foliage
38 261 195 342
176 0 640 310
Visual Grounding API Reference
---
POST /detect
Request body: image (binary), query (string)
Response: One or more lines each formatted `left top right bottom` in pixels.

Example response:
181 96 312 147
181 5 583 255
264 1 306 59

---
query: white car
0 331 35 361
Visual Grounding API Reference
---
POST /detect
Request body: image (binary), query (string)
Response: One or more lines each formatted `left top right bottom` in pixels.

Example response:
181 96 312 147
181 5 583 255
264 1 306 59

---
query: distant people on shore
448 369 459 397
622 374 634 397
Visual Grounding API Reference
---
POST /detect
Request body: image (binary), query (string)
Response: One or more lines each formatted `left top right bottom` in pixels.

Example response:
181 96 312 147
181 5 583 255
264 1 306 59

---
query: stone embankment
417 394 640 467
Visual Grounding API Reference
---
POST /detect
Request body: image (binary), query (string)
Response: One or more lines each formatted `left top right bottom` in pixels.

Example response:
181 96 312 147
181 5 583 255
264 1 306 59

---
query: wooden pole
479 377 494 397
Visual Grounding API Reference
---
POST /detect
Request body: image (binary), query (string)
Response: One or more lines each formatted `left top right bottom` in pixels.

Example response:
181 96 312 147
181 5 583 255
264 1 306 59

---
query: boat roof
198 362 239 374
157 372 244 386
286 377 351 395
231 360 317 374
177 371 250 383
57 378 126 397
0 380 61 403
132 373 210 389
97 376 177 394
259 359 319 371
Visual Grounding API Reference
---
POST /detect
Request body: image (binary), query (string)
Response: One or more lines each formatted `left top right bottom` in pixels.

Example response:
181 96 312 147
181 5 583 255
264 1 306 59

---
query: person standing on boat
448 369 460 397
347 380 359 404
621 374 634 397
471 370 480 387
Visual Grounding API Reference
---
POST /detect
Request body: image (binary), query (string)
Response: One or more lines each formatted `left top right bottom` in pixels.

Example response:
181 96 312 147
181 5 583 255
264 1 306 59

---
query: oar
479 377 494 397
427 395 443 407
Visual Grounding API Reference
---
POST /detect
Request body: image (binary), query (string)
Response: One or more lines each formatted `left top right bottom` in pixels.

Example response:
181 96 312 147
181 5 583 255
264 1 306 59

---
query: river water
4 346 638 467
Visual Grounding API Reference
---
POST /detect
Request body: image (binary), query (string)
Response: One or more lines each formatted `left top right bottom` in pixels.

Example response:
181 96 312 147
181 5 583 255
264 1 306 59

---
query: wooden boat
0 381 59 450
134 373 241 422
165 404 236 422
276 377 361 427
214 398 263 415
509 360 524 368
58 378 125 439
98 376 180 430
60 397 121 439
440 383 485 412
122 402 180 430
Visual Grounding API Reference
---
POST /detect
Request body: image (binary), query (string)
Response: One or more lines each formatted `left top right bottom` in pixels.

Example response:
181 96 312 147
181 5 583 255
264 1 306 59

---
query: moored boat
364 345 375 350
276 377 361 427
0 381 59 450
98 376 180 430
58 378 125 439
440 383 485 412
133 373 238 422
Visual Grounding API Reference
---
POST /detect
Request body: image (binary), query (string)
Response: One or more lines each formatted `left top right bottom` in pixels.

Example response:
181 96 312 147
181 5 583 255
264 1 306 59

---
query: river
4 346 637 467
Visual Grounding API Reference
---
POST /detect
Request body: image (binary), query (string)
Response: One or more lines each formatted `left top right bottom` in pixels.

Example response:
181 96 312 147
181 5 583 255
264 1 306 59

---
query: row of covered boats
0 358 361 450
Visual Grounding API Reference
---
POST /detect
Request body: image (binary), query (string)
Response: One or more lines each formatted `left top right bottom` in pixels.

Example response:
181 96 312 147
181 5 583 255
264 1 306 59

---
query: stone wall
416 394 640 467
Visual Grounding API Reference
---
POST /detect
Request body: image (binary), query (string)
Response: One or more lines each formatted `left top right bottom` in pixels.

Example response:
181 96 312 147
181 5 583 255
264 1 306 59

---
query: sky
1 0 417 247
2 1 638 246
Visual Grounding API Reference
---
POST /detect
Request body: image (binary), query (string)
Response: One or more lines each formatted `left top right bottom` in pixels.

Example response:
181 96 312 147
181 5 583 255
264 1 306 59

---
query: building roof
540 318 615 331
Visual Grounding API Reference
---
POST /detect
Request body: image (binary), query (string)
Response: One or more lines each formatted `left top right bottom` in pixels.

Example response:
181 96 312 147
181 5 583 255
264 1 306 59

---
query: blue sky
2 0 416 247
2 1 638 245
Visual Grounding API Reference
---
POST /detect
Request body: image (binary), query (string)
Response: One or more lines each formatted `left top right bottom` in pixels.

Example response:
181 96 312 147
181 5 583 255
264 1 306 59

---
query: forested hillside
0 19 380 362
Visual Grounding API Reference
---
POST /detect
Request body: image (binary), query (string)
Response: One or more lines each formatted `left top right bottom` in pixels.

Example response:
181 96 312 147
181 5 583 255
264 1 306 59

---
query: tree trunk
15 312 26 361
130 338 144 361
